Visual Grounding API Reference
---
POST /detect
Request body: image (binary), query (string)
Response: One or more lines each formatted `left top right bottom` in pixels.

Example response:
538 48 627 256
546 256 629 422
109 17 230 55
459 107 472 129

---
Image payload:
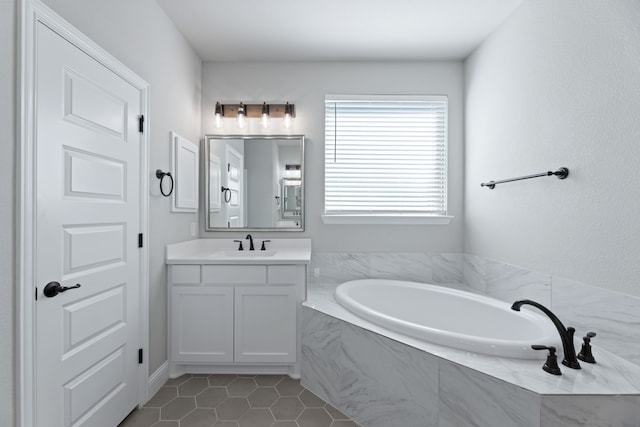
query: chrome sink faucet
245 234 255 251
511 299 581 369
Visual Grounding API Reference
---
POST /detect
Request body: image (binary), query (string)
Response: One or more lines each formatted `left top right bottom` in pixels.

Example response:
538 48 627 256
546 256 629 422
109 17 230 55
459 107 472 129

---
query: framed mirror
205 135 305 231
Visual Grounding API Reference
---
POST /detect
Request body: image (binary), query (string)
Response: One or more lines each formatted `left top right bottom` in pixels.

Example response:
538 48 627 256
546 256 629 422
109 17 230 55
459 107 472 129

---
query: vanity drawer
202 265 267 284
267 266 298 284
171 265 201 284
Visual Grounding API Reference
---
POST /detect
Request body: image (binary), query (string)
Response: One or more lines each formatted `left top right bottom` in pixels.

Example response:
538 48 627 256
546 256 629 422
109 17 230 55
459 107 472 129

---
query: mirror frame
204 134 305 232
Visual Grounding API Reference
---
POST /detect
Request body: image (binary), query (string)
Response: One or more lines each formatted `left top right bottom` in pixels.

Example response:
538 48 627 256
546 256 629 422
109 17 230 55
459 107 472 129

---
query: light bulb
214 102 223 128
237 103 247 129
284 102 293 129
261 102 270 129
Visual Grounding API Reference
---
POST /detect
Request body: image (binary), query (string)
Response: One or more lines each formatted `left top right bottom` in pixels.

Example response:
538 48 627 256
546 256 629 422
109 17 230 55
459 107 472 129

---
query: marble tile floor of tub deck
119 374 359 427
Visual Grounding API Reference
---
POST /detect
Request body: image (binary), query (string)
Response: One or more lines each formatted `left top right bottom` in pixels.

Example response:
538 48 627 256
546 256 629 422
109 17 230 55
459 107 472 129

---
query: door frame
17 1 150 425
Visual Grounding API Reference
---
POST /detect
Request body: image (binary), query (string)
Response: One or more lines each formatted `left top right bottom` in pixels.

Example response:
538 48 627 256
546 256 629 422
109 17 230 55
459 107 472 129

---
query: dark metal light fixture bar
216 102 296 118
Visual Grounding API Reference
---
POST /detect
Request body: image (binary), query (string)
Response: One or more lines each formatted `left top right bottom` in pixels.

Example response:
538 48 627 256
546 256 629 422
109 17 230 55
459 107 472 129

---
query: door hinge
138 233 143 248
227 163 230 172
138 348 143 364
35 287 38 301
138 115 144 133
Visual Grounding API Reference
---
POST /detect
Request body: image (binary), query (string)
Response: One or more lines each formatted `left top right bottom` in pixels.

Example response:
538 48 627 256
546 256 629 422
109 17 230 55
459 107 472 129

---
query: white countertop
304 281 640 396
166 238 312 265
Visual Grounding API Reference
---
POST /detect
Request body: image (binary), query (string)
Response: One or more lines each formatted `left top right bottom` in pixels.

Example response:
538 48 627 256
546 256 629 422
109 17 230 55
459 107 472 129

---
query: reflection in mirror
205 135 304 231
282 178 302 218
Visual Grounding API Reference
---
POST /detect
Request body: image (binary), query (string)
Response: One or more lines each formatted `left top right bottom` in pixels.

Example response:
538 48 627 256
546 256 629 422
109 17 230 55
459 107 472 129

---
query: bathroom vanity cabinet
166 239 310 378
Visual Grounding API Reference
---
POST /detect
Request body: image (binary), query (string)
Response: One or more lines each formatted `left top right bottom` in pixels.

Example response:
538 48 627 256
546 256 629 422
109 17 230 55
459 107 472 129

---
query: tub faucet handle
577 332 597 364
260 240 271 251
532 345 562 376
233 240 244 251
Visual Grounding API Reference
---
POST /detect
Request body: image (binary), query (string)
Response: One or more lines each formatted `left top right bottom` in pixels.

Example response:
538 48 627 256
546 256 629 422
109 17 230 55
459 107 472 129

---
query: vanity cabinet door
234 286 297 363
171 286 233 363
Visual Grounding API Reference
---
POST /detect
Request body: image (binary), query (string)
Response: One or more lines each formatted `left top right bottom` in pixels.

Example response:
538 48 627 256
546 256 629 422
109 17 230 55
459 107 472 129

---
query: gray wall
201 61 465 253
464 0 640 295
1 0 16 424
34 0 203 382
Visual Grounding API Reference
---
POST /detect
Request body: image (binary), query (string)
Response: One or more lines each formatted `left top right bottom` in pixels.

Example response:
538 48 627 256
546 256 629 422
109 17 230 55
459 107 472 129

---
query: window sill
321 214 453 225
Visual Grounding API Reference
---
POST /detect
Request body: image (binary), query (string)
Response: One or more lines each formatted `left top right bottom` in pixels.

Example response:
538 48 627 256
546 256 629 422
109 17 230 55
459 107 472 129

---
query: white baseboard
147 361 169 402
168 362 301 379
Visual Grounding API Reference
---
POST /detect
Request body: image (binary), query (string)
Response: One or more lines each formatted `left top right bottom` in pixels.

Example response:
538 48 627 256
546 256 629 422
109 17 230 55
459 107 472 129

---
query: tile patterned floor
119 374 359 427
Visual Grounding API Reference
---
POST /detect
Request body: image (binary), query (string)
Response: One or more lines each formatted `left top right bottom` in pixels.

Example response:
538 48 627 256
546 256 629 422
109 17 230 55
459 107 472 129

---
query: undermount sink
220 250 277 257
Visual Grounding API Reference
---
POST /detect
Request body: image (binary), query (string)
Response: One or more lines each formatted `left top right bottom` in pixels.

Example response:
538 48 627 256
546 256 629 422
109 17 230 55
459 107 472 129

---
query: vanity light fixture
261 102 270 129
284 102 293 129
214 102 224 128
284 164 301 179
237 102 247 129
214 102 296 129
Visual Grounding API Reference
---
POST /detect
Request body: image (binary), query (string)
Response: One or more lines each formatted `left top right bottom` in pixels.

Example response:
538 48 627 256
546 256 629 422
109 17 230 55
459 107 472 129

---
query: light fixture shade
261 102 270 129
237 102 247 129
214 102 224 128
284 102 293 129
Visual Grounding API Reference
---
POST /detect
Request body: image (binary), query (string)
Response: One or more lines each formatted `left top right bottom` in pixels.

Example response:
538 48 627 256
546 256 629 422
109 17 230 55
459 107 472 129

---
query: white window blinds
324 95 448 216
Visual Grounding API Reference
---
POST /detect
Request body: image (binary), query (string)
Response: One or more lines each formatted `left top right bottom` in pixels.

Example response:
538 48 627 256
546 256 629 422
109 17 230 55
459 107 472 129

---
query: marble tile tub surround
310 252 640 369
463 253 640 368
309 252 463 285
304 282 640 396
301 306 640 427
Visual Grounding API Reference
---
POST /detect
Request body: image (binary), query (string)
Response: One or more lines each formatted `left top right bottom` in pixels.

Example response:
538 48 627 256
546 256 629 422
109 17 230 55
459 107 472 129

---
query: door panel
35 22 141 427
63 347 127 426
62 285 126 355
63 64 128 138
63 224 126 275
64 148 127 200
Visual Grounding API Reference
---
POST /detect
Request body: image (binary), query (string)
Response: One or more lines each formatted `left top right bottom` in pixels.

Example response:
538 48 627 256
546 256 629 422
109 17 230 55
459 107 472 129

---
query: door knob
43 281 81 298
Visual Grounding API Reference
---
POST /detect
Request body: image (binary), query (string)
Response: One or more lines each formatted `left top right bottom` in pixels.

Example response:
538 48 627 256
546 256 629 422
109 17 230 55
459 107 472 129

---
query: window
323 95 451 224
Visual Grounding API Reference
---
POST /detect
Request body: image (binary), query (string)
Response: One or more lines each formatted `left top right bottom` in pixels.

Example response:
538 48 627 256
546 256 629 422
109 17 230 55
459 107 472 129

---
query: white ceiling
155 0 524 62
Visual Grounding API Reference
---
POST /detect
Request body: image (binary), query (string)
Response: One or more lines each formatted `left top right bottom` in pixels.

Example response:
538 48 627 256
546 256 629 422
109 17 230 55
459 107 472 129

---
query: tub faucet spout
511 299 581 369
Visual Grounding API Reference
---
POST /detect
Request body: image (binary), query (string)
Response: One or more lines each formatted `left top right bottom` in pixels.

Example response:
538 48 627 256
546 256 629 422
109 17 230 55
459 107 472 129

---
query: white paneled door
35 22 142 426
225 146 244 227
